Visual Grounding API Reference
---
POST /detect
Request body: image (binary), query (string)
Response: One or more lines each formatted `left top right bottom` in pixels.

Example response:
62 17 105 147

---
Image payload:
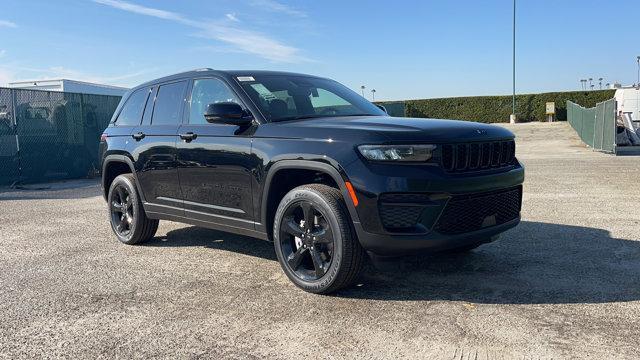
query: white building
614 86 640 122
8 79 128 97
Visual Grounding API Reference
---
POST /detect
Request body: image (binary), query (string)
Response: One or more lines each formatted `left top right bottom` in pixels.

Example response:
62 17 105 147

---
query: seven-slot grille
433 186 522 235
440 140 516 173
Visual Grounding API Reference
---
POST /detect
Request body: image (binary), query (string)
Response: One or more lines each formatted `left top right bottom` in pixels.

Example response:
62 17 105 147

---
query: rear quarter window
115 88 149 126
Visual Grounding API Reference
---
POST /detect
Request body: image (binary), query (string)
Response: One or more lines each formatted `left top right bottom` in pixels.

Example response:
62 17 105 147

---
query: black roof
132 69 324 92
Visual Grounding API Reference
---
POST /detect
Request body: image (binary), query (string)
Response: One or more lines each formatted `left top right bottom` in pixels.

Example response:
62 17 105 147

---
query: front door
176 77 256 229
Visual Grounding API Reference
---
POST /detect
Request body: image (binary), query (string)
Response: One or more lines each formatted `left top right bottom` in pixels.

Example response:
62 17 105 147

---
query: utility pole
360 85 366 97
637 56 640 86
510 0 516 124
371 89 376 101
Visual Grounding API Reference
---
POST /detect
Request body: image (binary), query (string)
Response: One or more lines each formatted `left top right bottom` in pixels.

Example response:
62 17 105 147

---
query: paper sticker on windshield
237 76 255 82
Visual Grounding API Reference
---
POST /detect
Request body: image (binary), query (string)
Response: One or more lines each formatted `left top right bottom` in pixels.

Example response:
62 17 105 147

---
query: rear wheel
107 174 158 245
273 184 365 294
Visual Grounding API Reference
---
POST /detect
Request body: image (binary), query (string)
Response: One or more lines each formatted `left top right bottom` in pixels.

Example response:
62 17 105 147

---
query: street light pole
511 0 516 123
636 56 640 86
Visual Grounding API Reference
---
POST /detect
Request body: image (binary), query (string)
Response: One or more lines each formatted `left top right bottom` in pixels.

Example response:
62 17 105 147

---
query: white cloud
0 50 6 58
0 64 158 87
93 0 188 22
225 13 239 22
0 20 18 28
250 0 307 18
94 0 307 63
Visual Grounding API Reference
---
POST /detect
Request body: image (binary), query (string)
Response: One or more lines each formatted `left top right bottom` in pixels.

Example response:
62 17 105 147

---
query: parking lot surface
1 122 639 359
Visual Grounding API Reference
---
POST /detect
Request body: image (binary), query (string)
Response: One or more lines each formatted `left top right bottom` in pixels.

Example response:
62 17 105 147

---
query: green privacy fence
376 90 616 122
566 99 616 153
0 87 121 185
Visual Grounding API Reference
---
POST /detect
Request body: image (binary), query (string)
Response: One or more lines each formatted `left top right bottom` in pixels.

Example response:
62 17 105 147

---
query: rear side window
116 88 148 126
152 81 187 125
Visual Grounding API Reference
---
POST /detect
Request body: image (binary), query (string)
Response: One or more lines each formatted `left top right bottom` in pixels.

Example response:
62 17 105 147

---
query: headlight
357 144 436 162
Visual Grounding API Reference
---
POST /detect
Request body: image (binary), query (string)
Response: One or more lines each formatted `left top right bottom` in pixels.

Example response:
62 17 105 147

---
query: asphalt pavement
1 122 639 359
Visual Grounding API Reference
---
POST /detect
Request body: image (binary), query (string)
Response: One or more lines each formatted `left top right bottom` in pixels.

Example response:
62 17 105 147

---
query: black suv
100 69 524 294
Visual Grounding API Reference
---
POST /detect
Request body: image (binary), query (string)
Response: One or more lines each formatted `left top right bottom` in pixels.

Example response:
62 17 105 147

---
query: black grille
433 186 522 235
440 140 516 173
378 193 432 230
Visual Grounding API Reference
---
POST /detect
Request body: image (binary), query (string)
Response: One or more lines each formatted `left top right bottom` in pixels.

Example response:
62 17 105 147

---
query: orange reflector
344 181 359 207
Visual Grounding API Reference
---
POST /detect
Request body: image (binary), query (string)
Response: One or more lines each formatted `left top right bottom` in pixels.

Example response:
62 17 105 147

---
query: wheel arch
102 154 145 202
260 160 360 241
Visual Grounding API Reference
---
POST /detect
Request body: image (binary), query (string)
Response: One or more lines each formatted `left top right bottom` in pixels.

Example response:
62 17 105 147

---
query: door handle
132 131 145 141
179 132 197 142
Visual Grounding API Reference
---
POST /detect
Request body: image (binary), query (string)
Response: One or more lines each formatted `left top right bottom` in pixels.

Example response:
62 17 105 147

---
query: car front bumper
353 216 520 255
344 161 525 255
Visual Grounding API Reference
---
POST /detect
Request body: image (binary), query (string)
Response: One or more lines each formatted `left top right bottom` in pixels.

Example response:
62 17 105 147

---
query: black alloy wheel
110 185 134 237
107 174 158 245
273 184 366 294
279 200 335 281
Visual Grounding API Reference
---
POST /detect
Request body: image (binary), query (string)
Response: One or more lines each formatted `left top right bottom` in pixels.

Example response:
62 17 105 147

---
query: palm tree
598 77 603 90
360 85 366 97
588 78 593 88
371 89 376 101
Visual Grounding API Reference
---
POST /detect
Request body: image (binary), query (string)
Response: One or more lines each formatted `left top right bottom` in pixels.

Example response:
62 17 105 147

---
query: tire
273 184 366 294
107 174 159 245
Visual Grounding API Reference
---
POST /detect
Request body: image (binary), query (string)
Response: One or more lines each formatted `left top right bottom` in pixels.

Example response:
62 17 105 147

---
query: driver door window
189 78 240 124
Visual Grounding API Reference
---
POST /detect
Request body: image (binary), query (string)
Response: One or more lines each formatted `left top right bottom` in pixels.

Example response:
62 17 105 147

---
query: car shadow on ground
151 221 640 304
149 226 277 261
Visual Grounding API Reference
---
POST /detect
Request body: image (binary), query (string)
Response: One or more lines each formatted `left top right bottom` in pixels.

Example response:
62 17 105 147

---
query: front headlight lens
357 144 436 162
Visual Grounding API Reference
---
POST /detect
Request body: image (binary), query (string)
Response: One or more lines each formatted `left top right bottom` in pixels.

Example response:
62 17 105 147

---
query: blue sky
0 0 638 100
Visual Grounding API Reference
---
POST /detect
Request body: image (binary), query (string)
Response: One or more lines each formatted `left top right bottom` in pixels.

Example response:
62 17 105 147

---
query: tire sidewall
273 187 345 293
107 174 140 244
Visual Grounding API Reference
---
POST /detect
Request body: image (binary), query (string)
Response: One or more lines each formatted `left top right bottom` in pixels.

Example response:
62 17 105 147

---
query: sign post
546 102 556 122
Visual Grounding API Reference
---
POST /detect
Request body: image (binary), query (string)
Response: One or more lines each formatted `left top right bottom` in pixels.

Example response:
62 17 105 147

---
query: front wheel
273 184 365 294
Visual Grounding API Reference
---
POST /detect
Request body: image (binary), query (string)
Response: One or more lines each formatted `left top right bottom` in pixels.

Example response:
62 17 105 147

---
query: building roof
8 78 129 91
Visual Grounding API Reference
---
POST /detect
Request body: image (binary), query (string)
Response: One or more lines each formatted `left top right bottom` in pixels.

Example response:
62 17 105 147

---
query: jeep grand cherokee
99 69 524 294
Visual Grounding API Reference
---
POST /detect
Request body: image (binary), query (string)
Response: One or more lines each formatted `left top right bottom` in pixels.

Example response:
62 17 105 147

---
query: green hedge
377 90 615 123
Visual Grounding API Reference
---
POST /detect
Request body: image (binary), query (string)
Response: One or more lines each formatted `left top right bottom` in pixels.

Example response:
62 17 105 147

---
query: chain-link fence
0 87 121 185
567 98 616 153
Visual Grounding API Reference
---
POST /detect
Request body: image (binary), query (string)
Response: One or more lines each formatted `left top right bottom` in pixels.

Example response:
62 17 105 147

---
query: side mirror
375 104 388 114
204 102 253 126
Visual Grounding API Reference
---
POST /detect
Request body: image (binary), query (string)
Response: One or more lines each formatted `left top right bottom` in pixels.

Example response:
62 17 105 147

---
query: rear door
131 80 188 215
176 77 256 229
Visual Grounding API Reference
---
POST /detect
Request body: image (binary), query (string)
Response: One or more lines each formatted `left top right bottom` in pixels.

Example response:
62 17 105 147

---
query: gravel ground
1 122 639 359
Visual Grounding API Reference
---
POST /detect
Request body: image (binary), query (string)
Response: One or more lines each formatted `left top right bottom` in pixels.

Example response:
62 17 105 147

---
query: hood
278 116 515 143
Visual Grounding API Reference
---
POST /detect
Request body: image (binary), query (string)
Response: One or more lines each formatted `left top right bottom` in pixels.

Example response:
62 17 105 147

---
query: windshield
236 75 385 122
